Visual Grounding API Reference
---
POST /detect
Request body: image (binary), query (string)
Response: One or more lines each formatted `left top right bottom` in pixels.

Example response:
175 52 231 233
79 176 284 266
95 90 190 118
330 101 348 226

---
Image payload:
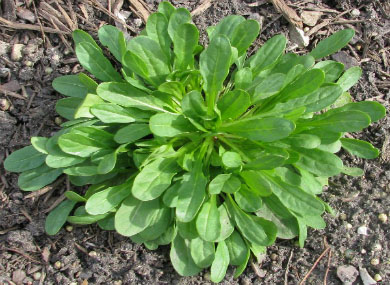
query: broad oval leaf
225 230 248 266
340 138 379 159
150 113 196 137
114 195 160 236
173 23 199 70
55 97 83 120
170 234 202 276
190 237 215 268
114 123 151 144
4 145 46 173
18 164 63 191
45 199 77 235
75 42 122 82
132 157 179 201
52 75 88 98
210 241 230 283
234 184 263 212
309 29 355 60
337 66 362 92
217 89 251 121
167 8 191 41
98 25 126 62
220 117 295 142
231 19 260 56
196 195 221 242
146 12 171 59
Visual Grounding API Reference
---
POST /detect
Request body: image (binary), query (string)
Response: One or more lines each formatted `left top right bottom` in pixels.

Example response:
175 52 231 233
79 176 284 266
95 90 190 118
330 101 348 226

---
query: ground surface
0 0 389 284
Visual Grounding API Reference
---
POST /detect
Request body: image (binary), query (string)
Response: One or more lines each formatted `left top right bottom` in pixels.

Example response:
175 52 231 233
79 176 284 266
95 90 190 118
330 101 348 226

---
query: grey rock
7 230 36 252
337 265 359 285
331 51 359 69
359 267 376 285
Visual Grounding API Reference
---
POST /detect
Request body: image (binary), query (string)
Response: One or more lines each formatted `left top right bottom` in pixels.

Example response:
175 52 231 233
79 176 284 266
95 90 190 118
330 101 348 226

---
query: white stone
357 226 368 235
11 44 24 62
288 25 309 48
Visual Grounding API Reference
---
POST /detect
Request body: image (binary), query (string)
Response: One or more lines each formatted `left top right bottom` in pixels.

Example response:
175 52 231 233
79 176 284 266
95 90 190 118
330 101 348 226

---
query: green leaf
226 196 277 246
231 20 260 56
98 25 126 62
342 166 364 176
210 15 245 41
258 195 299 239
97 214 115 230
235 67 252 90
215 204 234 242
309 29 355 60
256 172 325 216
64 165 99 176
190 238 215 268
340 138 379 159
74 94 104 119
85 180 132 215
284 134 321 149
209 174 241 195
97 82 167 112
78 73 98 93
337 66 362 91
4 145 46 172
150 113 196 137
302 110 371 132
177 219 198 239
294 147 343 176
52 75 88 98
137 206 172 240
114 123 151 144
252 73 285 103
196 195 221 242
132 157 179 201
97 151 117 174
241 170 272 196
167 8 191 41
337 101 386 123
313 60 344 82
225 231 248 266
170 234 202 276
233 245 250 278
158 1 176 20
127 36 170 86
75 42 122 82
67 208 109 225
221 151 242 169
65 191 86 202
91 104 139 123
146 13 171 59
173 23 199 70
217 90 251 121
18 164 63 191
234 184 263 212
249 34 287 75
200 35 232 113
163 181 181 207
55 97 83 120
72 29 101 51
244 148 288 170
115 195 161 236
220 117 295 142
176 163 207 222
210 241 230 283
45 199 77 235
181 90 207 119
31 137 49 154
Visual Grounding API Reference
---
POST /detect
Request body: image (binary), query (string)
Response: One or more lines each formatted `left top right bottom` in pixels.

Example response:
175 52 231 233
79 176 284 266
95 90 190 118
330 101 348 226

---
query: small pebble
0 98 10 111
304 27 310 32
69 282 77 285
361 249 366 254
24 60 33 67
358 226 368 235
134 18 143 27
204 272 211 281
344 249 354 259
270 253 278 261
88 251 97 257
55 117 63 125
336 265 359 285
373 243 382 251
356 44 362 51
374 274 382 282
45 67 53 74
65 225 73 232
11 44 24 62
346 223 353 230
351 9 360 17
370 258 380 266
33 272 41 281
113 281 123 285
339 213 347 220
378 213 387 223
54 261 62 269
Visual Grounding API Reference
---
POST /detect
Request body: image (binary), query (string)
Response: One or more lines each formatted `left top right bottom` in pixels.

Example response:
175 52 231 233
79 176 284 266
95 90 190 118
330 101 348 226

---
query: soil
1 0 389 284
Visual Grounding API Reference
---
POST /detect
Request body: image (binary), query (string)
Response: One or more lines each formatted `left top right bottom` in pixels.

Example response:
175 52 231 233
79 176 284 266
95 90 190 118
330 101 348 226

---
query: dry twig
0 85 26 100
0 16 68 34
191 0 215 16
1 247 44 264
128 0 151 23
323 249 332 285
284 249 294 285
299 246 330 284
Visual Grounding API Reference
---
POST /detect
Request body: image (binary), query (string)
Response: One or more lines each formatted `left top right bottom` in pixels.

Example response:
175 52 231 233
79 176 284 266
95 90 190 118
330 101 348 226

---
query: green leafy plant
4 2 386 281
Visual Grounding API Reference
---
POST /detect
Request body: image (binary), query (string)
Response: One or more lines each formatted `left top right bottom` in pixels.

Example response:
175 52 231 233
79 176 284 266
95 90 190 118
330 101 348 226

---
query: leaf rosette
4 2 386 281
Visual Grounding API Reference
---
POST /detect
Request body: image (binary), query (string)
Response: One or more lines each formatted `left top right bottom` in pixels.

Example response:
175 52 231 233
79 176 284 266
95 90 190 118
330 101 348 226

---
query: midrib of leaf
83 46 117 81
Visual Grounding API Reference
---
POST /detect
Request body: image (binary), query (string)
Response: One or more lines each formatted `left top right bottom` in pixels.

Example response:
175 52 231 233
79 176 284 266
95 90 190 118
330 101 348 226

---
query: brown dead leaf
16 7 36 23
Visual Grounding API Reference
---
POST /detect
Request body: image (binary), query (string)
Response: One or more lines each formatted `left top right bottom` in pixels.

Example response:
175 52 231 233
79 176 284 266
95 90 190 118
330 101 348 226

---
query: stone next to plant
3 1 386 283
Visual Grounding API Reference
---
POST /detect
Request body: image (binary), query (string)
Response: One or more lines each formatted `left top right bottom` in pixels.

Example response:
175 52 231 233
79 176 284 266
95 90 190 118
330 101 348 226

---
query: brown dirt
1 0 389 284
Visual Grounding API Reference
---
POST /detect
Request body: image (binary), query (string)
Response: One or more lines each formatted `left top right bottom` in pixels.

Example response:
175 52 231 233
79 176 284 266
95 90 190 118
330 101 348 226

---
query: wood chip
0 16 68 34
128 0 150 23
270 0 303 28
16 7 36 23
191 0 215 16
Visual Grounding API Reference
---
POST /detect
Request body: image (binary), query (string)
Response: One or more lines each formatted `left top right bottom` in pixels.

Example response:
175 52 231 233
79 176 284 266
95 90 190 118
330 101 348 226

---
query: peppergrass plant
4 2 386 281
